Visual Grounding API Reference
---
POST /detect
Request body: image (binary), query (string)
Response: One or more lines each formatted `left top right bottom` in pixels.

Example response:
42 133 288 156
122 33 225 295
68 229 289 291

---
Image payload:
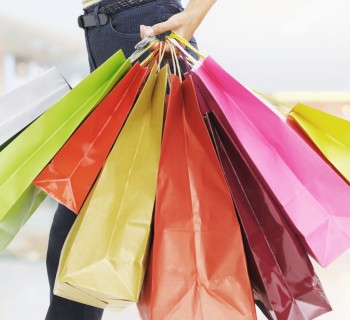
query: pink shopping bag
195 57 350 267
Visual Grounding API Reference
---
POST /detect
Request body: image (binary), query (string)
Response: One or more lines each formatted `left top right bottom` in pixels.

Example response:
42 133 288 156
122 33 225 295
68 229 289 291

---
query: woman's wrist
183 6 202 24
185 0 216 25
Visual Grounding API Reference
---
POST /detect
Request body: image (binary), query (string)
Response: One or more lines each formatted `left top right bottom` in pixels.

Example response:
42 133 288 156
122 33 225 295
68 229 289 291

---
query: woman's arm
140 0 217 41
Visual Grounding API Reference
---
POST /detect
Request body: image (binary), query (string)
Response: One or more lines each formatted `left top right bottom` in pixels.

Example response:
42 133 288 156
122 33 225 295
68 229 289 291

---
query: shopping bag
193 79 273 317
0 67 70 147
0 185 47 250
289 103 350 184
203 108 331 319
195 56 350 267
33 62 148 213
0 50 130 251
137 75 256 320
54 65 167 310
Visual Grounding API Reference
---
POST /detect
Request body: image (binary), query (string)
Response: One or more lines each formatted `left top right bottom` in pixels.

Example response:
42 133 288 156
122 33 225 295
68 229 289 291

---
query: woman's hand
140 0 216 41
140 10 198 42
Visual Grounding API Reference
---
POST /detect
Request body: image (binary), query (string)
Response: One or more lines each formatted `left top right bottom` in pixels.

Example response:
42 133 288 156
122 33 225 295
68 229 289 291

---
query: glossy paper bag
34 62 147 213
0 50 129 251
195 57 350 267
0 67 70 148
54 65 167 310
137 76 256 320
203 109 331 320
290 103 350 184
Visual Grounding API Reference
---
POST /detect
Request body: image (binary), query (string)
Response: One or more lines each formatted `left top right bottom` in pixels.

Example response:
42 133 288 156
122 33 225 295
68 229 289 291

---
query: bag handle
166 39 184 81
251 89 293 117
167 33 294 117
166 33 206 60
166 37 200 67
131 37 160 63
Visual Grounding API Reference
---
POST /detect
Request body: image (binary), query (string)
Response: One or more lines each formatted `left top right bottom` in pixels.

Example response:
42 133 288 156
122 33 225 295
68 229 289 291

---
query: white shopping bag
0 67 70 147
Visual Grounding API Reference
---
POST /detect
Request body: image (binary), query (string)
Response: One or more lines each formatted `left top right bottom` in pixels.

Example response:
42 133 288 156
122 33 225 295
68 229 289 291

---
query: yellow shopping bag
54 64 167 310
291 103 350 183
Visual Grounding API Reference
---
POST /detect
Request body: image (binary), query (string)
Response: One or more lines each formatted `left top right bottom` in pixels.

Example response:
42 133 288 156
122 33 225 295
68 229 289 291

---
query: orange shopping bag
34 62 148 213
137 75 256 319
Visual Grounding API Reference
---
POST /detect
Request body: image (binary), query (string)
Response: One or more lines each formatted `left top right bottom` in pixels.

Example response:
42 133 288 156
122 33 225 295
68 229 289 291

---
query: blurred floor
0 198 349 319
0 198 140 320
0 259 139 320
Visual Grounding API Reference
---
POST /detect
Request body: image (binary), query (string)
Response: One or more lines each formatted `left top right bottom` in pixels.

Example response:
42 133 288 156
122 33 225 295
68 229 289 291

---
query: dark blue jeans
45 1 195 319
84 0 196 71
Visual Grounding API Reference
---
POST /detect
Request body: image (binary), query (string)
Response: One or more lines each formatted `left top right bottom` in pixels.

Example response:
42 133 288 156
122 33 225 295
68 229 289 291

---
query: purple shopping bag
202 107 331 319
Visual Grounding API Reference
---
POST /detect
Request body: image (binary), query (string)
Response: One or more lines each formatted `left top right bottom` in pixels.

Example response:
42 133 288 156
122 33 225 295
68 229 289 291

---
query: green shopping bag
0 50 130 251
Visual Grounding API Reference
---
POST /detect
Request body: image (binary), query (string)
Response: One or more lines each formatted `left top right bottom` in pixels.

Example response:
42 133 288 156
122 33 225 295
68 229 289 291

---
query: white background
1 1 350 319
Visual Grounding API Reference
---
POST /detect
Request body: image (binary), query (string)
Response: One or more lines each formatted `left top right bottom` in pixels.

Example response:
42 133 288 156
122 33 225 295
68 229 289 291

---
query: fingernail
144 26 155 37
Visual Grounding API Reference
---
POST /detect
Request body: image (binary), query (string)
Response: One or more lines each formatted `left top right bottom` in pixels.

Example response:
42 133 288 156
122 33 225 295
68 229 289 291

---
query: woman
45 0 216 319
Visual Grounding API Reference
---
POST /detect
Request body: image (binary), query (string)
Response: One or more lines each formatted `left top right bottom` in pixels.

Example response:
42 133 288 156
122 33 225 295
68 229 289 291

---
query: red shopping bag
137 75 256 320
203 109 331 320
34 62 148 213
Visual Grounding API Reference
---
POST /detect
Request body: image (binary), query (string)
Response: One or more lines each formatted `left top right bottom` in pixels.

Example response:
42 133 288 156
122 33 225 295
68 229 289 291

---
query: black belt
78 0 156 28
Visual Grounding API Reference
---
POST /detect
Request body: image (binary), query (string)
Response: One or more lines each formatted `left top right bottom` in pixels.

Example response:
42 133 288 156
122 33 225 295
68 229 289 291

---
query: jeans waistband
85 0 181 15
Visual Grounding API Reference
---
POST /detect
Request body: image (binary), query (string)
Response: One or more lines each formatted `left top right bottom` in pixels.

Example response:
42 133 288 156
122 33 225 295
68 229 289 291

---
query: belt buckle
77 13 109 29
77 15 85 28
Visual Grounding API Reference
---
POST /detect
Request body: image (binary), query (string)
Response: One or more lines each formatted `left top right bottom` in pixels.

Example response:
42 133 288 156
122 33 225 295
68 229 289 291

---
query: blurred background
0 0 350 319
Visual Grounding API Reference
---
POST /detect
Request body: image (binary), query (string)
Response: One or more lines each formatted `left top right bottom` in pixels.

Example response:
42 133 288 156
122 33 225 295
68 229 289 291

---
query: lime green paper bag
0 50 130 251
0 185 47 250
291 103 350 184
54 65 167 311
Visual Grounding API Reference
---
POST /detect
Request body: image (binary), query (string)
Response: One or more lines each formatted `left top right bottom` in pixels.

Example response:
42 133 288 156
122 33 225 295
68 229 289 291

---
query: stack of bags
1 34 350 319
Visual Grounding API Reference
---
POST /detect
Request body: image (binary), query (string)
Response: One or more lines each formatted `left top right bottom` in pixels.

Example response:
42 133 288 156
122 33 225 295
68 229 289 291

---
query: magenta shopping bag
195 57 350 267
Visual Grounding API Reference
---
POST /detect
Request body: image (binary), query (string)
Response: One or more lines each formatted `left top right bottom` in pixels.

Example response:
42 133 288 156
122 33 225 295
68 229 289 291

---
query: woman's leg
45 1 192 319
45 204 104 320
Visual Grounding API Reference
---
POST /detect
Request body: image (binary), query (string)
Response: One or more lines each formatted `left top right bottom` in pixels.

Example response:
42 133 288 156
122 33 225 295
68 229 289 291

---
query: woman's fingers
151 20 176 37
140 12 190 41
140 24 173 56
140 25 155 38
139 13 188 57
